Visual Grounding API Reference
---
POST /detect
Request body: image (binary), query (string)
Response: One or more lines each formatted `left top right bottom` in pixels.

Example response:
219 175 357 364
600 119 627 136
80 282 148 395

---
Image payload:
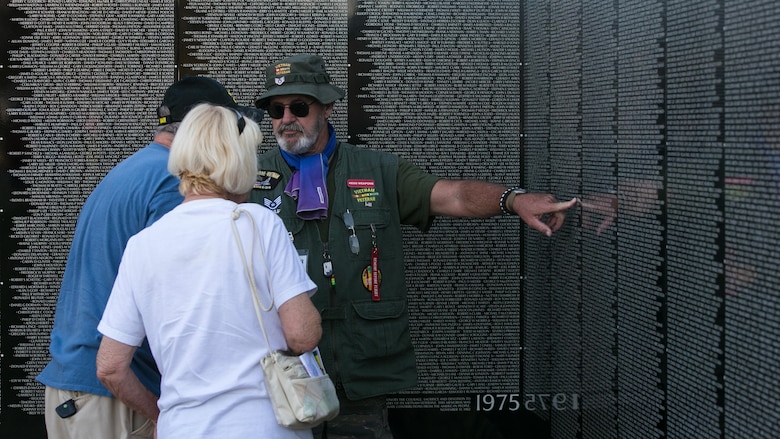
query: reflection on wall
525 0 780 438
1 1 524 436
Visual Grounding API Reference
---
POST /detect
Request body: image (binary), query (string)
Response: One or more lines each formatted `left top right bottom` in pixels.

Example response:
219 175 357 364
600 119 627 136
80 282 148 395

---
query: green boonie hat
254 54 346 109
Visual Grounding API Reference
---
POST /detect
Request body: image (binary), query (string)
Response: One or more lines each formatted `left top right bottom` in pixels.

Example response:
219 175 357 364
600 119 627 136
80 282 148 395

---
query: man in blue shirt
37 76 262 439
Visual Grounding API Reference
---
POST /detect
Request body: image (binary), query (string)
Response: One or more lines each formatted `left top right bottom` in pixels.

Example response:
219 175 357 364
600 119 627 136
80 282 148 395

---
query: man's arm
429 179 578 237
96 336 160 423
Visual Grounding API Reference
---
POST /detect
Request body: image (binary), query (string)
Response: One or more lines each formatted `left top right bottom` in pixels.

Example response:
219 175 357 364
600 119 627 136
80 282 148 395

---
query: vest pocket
348 300 410 360
334 207 397 259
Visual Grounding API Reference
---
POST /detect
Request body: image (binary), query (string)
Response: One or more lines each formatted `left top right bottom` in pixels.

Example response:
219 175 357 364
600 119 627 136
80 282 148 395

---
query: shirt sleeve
396 156 441 232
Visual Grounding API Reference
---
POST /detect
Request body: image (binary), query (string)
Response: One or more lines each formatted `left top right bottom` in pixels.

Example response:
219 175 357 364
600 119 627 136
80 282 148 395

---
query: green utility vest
249 142 417 400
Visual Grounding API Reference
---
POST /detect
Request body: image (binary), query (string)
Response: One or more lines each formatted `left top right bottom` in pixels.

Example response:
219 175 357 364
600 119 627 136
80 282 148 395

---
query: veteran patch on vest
348 179 379 206
254 170 282 190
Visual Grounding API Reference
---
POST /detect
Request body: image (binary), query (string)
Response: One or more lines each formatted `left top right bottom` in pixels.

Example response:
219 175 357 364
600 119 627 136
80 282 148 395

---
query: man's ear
324 102 335 119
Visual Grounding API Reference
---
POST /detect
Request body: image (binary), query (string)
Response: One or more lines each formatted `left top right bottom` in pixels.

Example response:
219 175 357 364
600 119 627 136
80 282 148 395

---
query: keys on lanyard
322 249 335 287
322 243 334 278
323 254 333 277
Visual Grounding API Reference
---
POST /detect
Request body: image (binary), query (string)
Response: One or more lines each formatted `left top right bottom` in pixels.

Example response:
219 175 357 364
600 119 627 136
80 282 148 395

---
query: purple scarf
280 123 337 220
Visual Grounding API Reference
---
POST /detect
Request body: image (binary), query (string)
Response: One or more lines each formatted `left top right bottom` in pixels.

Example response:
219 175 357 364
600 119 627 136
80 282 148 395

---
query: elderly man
250 54 576 438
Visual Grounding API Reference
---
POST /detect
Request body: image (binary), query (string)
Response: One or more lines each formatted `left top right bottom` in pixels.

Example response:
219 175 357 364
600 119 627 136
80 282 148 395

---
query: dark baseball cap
254 54 346 109
157 76 263 125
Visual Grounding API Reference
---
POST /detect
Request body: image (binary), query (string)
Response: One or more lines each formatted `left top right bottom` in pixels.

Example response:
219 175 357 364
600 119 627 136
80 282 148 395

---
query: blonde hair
168 103 263 197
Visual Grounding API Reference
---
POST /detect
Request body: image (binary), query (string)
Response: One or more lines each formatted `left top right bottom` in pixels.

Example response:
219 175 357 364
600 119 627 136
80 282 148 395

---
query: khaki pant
45 386 154 439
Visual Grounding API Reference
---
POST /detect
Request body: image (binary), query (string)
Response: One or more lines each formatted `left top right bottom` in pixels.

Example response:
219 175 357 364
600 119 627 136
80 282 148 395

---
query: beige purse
231 207 339 429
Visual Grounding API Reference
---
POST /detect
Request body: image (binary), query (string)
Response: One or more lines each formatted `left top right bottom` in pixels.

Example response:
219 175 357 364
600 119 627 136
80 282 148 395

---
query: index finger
549 197 579 212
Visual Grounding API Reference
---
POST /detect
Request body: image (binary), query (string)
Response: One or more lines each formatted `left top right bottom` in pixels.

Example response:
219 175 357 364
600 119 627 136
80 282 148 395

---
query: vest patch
347 179 375 188
264 195 282 213
254 170 282 190
352 187 379 206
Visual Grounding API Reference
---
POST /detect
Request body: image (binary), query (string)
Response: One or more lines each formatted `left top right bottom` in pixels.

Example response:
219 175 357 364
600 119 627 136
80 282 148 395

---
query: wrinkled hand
512 193 579 237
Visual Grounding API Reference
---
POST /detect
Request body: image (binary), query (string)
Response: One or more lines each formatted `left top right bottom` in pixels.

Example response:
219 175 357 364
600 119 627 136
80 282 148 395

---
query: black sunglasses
231 109 246 135
266 100 316 119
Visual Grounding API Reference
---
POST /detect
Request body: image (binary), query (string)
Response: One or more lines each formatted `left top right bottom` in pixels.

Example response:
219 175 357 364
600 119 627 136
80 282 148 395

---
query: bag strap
230 206 274 352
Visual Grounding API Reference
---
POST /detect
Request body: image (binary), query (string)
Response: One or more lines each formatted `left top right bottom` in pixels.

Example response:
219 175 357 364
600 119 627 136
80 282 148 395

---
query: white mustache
277 123 303 135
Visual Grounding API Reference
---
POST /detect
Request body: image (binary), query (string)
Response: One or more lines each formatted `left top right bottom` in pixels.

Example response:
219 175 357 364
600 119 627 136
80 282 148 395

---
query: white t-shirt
99 198 316 439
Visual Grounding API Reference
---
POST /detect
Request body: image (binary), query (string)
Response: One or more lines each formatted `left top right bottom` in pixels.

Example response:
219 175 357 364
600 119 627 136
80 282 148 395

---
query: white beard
276 116 326 155
277 130 317 155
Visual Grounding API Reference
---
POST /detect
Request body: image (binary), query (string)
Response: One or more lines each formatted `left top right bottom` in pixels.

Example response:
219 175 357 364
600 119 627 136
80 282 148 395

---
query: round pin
361 265 382 291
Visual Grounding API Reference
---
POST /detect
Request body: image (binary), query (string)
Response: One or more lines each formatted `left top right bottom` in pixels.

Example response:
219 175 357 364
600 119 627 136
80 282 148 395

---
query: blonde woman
96 103 321 438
